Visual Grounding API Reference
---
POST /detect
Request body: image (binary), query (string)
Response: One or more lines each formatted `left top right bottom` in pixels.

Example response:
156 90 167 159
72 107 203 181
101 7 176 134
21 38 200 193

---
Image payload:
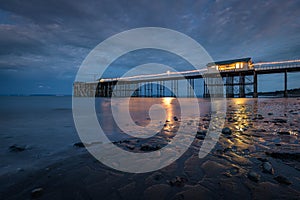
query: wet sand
1 97 300 199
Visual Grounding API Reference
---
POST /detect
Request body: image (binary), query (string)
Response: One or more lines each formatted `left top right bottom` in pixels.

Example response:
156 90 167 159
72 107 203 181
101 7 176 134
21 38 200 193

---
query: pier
73 58 300 98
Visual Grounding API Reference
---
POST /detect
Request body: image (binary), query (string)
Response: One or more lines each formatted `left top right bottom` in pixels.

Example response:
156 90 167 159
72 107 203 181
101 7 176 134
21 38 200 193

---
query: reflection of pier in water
73 58 300 98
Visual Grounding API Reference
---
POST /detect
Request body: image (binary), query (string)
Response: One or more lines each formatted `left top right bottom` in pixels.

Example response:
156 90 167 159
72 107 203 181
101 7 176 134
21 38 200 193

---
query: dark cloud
0 0 300 94
0 25 44 55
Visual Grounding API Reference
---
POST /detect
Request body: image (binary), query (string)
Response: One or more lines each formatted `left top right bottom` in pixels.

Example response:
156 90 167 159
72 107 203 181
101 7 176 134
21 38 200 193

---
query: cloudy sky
0 0 300 95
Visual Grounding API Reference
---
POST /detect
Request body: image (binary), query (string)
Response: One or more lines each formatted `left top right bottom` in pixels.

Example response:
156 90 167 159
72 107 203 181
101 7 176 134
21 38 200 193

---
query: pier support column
239 73 245 98
253 71 258 98
162 81 165 97
203 80 206 97
136 83 140 97
150 82 153 97
187 79 194 97
187 79 190 98
156 82 159 97
226 76 234 98
203 78 209 98
175 80 179 97
284 70 288 97
103 83 107 97
97 83 103 97
171 80 177 97
159 81 162 97
191 78 195 97
108 82 113 97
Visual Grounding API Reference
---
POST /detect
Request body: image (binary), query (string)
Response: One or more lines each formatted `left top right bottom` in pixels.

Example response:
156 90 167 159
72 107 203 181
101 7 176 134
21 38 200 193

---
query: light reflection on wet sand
94 97 300 198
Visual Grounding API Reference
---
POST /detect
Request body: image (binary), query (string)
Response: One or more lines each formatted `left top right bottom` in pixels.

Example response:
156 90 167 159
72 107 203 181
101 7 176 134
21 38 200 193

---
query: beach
1 97 300 199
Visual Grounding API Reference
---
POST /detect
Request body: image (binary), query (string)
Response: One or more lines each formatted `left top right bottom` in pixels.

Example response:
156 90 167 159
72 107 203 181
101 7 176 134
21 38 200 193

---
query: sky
0 0 300 95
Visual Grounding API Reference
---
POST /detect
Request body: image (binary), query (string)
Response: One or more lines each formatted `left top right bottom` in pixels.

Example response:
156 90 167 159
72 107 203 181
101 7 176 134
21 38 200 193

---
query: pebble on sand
125 144 135 150
222 127 232 135
274 175 292 185
167 176 187 187
272 118 287 123
73 142 85 148
140 144 161 151
262 162 274 174
31 187 43 198
248 171 260 182
253 114 264 120
9 145 26 152
277 131 290 135
17 168 24 172
196 130 207 140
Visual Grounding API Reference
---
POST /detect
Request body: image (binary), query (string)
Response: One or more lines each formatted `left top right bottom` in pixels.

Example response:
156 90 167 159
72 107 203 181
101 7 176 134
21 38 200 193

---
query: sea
1 96 299 176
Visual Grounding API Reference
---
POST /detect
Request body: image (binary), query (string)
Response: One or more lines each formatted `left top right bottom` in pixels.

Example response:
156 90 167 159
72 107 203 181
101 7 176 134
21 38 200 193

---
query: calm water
0 96 299 175
0 96 78 174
